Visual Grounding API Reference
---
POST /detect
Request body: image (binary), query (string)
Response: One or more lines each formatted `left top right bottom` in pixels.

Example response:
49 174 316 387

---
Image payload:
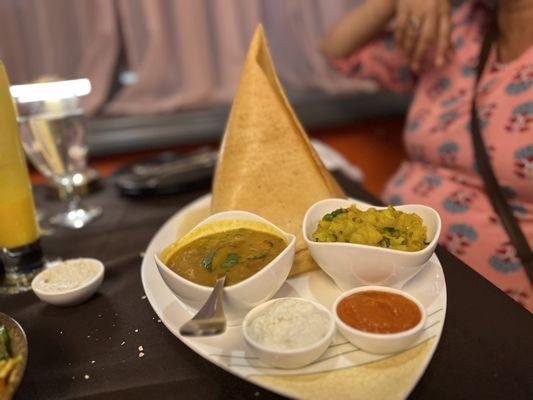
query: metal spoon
179 275 227 337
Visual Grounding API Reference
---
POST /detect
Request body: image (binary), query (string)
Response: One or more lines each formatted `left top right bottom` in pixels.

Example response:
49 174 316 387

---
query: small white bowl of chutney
332 286 426 354
242 297 335 369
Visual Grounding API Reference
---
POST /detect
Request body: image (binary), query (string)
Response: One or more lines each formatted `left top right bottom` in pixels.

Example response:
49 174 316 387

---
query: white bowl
154 211 296 323
242 297 335 369
303 198 441 290
333 286 427 354
31 258 105 306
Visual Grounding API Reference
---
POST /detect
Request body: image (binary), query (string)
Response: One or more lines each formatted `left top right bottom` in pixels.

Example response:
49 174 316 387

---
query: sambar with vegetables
163 228 287 287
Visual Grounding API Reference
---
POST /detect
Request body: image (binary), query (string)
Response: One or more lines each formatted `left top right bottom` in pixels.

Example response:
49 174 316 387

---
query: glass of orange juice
0 61 44 293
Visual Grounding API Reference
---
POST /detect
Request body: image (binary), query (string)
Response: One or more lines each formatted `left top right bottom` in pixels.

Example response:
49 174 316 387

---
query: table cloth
2 174 532 399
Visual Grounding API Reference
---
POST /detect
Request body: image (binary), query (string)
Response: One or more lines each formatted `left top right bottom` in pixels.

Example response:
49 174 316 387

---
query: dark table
2 174 532 400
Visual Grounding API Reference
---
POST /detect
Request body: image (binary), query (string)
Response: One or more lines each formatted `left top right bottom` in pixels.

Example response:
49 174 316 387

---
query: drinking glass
0 62 44 293
12 80 102 229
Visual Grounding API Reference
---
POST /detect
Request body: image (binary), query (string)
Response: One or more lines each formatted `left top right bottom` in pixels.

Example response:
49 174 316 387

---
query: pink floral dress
335 2 533 311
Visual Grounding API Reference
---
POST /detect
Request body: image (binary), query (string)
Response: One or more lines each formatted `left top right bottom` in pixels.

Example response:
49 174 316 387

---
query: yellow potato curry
312 205 428 251
165 228 287 287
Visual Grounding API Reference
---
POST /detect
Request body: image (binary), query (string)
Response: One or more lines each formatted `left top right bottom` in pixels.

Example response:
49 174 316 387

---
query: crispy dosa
211 25 345 276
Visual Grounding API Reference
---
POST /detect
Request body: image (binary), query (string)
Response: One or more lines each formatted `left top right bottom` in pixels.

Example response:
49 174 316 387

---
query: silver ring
408 15 421 30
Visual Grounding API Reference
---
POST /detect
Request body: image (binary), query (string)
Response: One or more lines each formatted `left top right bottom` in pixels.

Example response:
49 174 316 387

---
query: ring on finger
408 15 422 31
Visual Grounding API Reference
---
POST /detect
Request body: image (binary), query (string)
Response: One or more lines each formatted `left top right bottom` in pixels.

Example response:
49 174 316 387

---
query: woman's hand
394 0 452 71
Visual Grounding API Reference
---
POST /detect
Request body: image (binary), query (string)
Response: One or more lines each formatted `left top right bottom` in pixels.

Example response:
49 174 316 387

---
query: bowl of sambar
155 211 296 323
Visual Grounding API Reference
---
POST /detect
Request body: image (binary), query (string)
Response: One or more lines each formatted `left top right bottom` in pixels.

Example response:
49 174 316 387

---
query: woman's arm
322 0 452 71
320 0 395 59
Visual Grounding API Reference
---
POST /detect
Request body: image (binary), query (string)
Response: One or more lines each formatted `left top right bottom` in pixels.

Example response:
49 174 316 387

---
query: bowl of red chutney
332 286 426 354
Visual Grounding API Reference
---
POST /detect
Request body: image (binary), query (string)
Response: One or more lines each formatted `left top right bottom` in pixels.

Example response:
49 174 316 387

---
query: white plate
141 194 447 399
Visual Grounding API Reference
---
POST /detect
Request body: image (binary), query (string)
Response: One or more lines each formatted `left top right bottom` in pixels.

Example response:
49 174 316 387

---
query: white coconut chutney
246 298 331 350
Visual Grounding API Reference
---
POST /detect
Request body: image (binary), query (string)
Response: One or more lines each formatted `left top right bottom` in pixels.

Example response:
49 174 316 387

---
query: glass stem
64 178 81 212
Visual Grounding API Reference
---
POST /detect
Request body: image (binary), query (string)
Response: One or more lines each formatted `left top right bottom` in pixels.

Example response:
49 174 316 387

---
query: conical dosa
211 25 345 276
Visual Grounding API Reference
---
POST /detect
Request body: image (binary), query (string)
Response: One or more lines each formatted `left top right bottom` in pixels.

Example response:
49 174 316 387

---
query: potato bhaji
312 205 428 252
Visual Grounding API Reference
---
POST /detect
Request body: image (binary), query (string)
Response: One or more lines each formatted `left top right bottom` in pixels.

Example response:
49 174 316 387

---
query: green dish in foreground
0 313 27 400
312 205 428 252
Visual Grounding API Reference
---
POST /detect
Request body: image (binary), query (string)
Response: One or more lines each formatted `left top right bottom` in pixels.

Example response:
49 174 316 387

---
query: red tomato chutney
337 291 421 334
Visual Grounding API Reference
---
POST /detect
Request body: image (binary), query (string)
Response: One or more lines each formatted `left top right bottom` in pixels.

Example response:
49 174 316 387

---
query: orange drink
0 61 43 293
0 61 39 248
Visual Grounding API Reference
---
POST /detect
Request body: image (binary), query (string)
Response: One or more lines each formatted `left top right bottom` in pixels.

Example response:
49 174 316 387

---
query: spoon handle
192 275 226 320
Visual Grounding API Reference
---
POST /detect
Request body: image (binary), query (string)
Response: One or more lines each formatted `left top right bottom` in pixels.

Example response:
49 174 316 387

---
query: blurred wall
0 0 375 116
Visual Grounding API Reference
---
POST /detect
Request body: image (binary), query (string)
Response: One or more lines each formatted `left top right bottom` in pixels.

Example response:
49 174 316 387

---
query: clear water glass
16 96 102 229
